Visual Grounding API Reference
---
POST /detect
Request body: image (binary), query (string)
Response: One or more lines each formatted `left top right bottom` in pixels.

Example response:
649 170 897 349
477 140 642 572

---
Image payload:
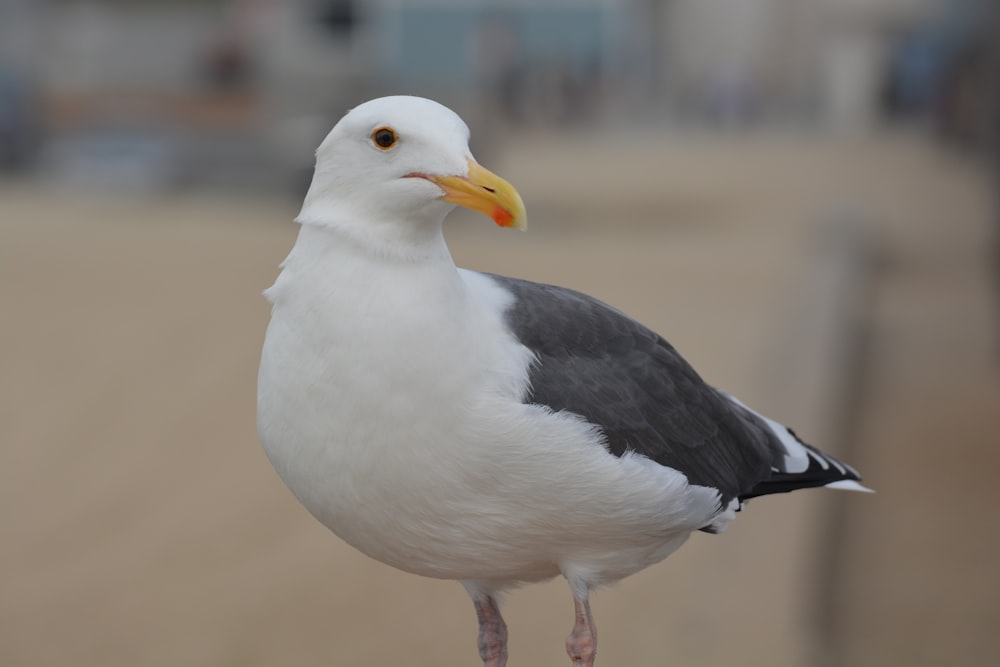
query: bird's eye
372 127 398 150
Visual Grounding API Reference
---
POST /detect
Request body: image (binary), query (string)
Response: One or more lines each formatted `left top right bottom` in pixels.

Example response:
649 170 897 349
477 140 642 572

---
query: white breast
258 225 723 587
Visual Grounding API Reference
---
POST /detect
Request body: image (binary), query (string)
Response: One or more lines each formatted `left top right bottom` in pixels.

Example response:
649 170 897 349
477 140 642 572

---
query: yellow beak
426 158 527 230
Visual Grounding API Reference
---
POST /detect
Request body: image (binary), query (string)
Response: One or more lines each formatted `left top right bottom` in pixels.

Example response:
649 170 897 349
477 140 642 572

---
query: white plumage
257 96 867 667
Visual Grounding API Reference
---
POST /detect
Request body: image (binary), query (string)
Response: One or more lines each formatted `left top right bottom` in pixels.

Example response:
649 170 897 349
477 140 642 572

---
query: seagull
257 95 868 667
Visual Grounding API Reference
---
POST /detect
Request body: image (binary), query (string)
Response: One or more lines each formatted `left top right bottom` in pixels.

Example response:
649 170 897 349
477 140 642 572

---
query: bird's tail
728 397 873 501
742 435 871 500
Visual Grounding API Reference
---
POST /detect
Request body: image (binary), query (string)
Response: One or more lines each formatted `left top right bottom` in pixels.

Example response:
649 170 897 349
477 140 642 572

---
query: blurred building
0 0 987 190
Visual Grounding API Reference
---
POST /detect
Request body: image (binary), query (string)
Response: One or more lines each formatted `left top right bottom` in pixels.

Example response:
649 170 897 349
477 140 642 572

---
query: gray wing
489 273 859 508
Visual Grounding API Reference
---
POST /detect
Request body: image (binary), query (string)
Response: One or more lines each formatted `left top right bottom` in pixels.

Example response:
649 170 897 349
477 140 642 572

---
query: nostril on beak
482 186 496 193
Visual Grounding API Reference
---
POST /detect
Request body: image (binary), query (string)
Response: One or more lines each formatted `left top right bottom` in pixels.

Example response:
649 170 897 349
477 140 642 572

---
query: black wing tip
740 449 865 501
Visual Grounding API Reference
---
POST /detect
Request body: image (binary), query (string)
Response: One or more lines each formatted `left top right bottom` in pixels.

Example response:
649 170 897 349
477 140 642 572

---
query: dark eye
372 127 397 150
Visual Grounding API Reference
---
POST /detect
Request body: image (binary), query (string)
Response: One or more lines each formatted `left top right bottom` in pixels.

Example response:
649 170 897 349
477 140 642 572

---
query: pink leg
472 596 508 667
565 596 597 667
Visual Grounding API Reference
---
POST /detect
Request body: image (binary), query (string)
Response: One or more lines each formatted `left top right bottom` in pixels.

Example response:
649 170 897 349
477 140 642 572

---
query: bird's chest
261 271 477 455
257 264 524 565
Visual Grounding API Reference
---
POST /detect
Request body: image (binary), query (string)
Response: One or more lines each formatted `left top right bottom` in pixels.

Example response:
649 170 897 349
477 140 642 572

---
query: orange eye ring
372 127 398 150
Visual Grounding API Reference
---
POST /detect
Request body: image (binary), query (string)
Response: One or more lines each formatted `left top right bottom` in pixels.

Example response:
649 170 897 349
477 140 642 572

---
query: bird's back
487 273 864 515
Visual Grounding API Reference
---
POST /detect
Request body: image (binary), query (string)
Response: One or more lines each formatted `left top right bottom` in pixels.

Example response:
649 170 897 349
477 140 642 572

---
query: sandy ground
1 129 997 666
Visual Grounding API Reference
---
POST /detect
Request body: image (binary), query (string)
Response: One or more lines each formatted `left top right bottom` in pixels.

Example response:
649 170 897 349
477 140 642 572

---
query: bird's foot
565 597 597 667
566 630 596 667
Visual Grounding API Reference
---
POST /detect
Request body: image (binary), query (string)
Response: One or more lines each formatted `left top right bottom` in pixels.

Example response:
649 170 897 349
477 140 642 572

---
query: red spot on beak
492 205 515 228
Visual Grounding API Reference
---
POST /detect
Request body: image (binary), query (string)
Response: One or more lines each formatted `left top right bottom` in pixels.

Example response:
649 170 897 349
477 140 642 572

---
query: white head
297 96 525 253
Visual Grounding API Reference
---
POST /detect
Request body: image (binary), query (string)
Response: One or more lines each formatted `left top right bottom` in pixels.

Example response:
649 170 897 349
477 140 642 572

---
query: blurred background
1 0 997 666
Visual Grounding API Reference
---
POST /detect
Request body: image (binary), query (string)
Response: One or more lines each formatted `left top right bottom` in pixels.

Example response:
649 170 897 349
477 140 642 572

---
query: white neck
294 212 454 265
296 183 458 263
